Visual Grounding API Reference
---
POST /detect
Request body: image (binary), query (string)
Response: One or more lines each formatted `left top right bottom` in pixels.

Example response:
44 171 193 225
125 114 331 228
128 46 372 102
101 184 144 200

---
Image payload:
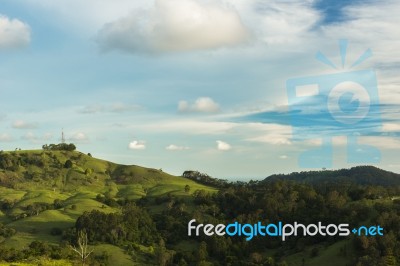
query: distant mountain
263 166 400 186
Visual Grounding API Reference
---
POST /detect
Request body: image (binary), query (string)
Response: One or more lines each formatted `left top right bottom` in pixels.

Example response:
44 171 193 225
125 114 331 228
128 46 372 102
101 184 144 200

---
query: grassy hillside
0 149 216 264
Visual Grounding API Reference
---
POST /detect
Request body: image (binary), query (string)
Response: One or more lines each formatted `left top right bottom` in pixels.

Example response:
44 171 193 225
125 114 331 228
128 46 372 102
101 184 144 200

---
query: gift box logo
286 40 381 168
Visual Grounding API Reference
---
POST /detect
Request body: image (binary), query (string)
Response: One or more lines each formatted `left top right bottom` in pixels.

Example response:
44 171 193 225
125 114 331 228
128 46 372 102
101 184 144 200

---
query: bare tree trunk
69 230 94 266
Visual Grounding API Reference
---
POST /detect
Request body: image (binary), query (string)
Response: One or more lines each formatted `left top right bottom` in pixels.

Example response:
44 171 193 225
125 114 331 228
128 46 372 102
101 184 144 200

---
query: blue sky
1 0 400 179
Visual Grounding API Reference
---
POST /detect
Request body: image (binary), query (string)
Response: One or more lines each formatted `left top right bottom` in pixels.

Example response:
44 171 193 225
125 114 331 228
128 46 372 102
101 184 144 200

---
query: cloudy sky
0 0 399 179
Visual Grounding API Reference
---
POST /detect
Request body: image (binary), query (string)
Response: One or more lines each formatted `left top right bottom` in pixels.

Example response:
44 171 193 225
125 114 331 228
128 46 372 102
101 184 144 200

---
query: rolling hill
0 148 217 265
1 148 400 265
263 165 400 186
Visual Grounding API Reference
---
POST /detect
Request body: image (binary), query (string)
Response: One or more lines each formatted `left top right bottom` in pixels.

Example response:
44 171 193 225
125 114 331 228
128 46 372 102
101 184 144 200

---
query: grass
0 259 72 266
14 190 68 208
94 244 136 266
5 209 74 247
117 184 146 200
0 187 26 202
0 149 217 266
0 149 218 256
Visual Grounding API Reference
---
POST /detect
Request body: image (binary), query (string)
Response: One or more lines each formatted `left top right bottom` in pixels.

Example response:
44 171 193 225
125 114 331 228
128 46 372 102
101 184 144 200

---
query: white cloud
96 0 250 54
299 135 400 151
255 1 320 45
43 133 53 140
0 15 31 50
78 103 140 114
21 132 37 141
12 120 38 129
129 140 146 150
245 123 292 145
166 144 189 151
382 123 400 132
316 1 400 107
21 132 54 142
178 97 220 113
78 104 105 114
216 140 231 151
279 155 288 159
362 136 400 150
0 133 13 142
247 135 291 145
138 120 235 135
110 103 141 113
69 132 89 142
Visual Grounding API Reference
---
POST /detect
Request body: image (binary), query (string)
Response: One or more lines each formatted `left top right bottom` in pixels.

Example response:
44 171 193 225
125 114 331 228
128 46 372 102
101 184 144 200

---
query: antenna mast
61 129 65 144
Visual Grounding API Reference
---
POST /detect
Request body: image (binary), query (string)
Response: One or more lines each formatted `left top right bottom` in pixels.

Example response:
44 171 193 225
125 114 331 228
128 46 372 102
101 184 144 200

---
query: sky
0 0 400 179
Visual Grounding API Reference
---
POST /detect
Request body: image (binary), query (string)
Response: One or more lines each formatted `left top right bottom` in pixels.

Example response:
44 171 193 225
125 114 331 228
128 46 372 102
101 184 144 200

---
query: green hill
263 165 400 186
0 149 215 194
1 150 399 265
0 148 216 265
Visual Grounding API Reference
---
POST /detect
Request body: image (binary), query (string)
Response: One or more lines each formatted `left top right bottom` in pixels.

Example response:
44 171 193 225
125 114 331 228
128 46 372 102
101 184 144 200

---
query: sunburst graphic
315 39 373 70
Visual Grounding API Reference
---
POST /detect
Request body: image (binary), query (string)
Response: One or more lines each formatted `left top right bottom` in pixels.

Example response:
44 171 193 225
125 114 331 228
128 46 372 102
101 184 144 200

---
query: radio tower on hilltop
61 129 65 144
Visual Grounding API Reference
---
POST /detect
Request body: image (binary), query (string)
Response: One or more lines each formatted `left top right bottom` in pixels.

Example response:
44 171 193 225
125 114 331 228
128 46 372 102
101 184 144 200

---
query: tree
277 261 288 266
197 241 208 263
64 160 73 168
264 257 275 266
179 203 186 216
156 239 169 266
67 143 77 151
382 249 396 266
167 200 175 214
310 247 319 258
29 241 49 256
250 252 263 264
53 199 63 209
210 204 219 217
184 185 191 193
43 143 76 151
69 230 94 266
85 168 93 176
